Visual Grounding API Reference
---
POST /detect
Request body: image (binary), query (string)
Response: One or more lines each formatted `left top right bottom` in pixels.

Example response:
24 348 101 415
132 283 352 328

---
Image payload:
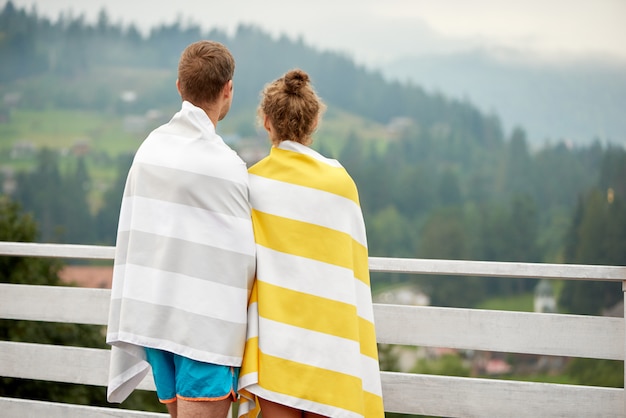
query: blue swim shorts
144 347 239 404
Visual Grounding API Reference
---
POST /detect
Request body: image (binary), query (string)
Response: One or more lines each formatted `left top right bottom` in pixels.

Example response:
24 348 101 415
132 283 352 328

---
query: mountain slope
382 50 626 146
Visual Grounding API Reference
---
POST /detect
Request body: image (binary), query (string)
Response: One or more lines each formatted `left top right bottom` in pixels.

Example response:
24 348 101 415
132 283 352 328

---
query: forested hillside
1 1 625 315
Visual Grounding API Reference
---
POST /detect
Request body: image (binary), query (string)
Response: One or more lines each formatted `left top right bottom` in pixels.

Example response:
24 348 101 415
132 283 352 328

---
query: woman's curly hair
258 69 326 145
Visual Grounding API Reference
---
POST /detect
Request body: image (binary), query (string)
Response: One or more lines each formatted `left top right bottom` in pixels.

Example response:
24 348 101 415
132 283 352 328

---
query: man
106 41 256 418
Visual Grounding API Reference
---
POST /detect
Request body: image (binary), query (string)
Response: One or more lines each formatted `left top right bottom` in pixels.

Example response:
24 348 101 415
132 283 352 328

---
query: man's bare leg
166 402 177 418
175 398 231 418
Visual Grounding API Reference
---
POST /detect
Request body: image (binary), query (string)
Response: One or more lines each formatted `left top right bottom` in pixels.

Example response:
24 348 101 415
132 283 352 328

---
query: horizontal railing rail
0 241 624 417
2 242 624 281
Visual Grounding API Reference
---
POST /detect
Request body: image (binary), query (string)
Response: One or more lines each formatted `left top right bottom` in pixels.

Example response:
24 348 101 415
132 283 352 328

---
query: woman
238 69 384 418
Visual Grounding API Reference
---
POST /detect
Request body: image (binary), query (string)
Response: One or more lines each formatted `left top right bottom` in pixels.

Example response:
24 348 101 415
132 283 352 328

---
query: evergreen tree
558 189 625 314
502 127 533 197
14 148 64 242
95 153 133 245
61 156 94 243
415 207 485 307
438 168 463 207
0 1 48 81
13 148 94 244
0 197 61 286
366 206 415 258
558 161 626 315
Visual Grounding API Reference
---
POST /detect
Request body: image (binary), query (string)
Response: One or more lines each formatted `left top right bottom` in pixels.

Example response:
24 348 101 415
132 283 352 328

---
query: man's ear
176 79 181 96
224 80 233 98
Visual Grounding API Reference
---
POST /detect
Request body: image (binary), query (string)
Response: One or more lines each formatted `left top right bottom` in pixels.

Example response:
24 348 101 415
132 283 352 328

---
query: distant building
120 90 137 104
374 284 430 306
3 92 21 107
386 116 415 138
1 167 16 195
123 109 167 134
10 141 36 159
59 265 113 289
484 358 512 375
534 279 557 313
71 139 91 156
123 115 149 133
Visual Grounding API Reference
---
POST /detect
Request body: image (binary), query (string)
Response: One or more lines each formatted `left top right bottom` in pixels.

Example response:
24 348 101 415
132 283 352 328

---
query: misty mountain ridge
2 1 624 151
382 47 626 147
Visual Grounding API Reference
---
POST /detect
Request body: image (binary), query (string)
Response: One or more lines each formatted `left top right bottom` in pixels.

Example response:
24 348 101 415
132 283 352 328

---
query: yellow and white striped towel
238 140 384 417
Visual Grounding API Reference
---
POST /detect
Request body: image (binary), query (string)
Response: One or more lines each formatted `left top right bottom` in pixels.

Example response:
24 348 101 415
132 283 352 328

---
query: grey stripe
125 163 250 219
114 231 255 290
109 298 246 359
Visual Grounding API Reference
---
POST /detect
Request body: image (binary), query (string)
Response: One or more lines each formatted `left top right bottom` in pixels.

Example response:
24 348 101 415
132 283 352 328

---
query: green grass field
0 109 144 154
476 292 535 312
0 102 390 215
0 108 147 211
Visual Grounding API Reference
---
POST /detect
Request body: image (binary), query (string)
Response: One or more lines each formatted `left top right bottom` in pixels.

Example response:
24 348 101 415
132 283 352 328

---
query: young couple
106 40 384 418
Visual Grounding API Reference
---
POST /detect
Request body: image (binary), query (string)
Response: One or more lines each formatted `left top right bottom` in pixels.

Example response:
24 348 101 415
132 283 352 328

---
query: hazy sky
7 0 626 67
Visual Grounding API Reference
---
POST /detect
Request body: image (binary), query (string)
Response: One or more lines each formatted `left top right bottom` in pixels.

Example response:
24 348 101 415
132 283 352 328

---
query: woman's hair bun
284 69 310 94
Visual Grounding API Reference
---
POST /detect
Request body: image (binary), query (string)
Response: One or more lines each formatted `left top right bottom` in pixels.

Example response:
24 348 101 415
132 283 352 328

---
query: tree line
1 0 499 144
7 135 625 315
339 129 625 314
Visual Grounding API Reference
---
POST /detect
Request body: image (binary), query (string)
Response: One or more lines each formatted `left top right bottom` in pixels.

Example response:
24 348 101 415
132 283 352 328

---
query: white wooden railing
1 241 625 417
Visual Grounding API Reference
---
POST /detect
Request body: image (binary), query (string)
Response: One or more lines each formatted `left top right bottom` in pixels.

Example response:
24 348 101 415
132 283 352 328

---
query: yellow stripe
363 391 385 417
258 351 368 414
359 317 378 359
249 147 360 204
241 336 259 375
258 282 359 341
252 210 369 283
353 244 370 286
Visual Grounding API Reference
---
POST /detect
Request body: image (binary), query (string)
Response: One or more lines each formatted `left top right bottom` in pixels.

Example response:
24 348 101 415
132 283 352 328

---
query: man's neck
197 104 220 127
